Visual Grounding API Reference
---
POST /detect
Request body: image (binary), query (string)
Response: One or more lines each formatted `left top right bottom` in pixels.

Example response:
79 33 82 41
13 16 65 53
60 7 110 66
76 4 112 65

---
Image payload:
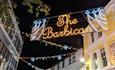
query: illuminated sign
31 7 108 40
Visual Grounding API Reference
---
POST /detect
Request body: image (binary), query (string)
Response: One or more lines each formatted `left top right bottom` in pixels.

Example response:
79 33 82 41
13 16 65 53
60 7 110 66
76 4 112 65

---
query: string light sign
31 7 108 40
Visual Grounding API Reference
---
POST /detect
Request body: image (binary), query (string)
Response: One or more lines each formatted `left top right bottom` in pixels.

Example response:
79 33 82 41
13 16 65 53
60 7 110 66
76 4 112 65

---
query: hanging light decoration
57 56 62 60
31 57 35 62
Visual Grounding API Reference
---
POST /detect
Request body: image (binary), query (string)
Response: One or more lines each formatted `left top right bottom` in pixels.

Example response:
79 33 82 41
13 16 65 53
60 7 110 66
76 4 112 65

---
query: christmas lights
20 52 76 61
85 7 108 31
31 7 108 40
19 51 76 70
31 19 47 40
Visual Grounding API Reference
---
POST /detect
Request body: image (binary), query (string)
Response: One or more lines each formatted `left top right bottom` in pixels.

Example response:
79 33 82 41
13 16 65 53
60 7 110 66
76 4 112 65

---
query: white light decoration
31 19 47 40
45 43 47 46
58 56 62 60
64 45 68 50
80 57 85 63
36 58 39 60
28 63 31 66
21 52 75 62
31 57 35 62
35 67 39 70
85 7 108 31
32 65 35 68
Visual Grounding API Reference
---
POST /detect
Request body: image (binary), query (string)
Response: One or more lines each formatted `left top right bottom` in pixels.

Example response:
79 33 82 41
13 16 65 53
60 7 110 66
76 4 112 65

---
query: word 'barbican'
42 14 93 39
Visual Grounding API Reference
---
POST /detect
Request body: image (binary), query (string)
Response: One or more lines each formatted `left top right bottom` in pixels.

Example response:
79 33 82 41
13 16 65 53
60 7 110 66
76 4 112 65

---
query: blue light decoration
30 18 47 40
85 7 108 31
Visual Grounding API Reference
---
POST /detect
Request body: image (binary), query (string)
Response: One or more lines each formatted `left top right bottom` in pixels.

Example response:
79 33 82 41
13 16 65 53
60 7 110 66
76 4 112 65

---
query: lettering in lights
42 14 92 39
31 7 108 40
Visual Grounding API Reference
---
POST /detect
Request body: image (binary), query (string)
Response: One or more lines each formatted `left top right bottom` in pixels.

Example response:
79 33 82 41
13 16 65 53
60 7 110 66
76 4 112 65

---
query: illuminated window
93 53 98 70
111 41 115 48
91 32 94 42
100 48 107 67
98 32 102 37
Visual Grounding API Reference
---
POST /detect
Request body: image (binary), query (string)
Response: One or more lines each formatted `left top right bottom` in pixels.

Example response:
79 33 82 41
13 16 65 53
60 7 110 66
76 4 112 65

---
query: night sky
12 0 110 69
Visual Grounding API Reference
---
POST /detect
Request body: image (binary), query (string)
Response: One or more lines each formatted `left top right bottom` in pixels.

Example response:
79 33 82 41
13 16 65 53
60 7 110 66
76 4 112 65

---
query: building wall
83 0 115 70
0 0 23 70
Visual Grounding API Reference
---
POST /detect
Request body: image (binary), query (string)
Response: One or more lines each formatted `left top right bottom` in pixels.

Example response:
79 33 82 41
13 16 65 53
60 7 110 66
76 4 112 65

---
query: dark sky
13 0 110 69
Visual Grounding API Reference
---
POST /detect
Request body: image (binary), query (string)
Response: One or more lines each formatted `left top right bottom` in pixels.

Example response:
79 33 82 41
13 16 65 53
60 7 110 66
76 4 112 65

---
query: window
16 38 21 54
1 45 7 59
0 40 4 54
62 60 65 68
69 56 71 65
57 63 59 70
93 53 98 70
91 32 94 42
72 53 76 63
111 41 115 48
4 17 12 33
100 48 107 67
98 32 102 37
14 33 18 46
8 30 14 40
110 41 115 62
4 50 10 62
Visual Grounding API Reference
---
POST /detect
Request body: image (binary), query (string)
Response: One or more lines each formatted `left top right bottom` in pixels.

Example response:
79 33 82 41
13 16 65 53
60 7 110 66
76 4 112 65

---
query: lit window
93 53 98 69
100 48 107 67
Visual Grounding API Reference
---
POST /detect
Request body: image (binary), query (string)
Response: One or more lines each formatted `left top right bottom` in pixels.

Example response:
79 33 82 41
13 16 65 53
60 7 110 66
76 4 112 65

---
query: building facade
82 0 115 70
0 0 23 70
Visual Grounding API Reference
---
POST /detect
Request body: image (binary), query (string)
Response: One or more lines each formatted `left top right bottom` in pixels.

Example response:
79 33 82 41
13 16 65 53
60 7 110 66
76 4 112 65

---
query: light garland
21 52 76 61
31 18 47 40
22 32 78 50
85 7 108 31
22 32 78 51
19 51 76 70
20 58 42 70
40 39 77 50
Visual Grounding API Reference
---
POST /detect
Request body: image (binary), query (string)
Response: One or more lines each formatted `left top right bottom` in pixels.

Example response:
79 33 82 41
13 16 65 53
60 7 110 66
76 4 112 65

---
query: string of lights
19 51 76 70
20 51 76 61
20 58 41 70
39 39 78 50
